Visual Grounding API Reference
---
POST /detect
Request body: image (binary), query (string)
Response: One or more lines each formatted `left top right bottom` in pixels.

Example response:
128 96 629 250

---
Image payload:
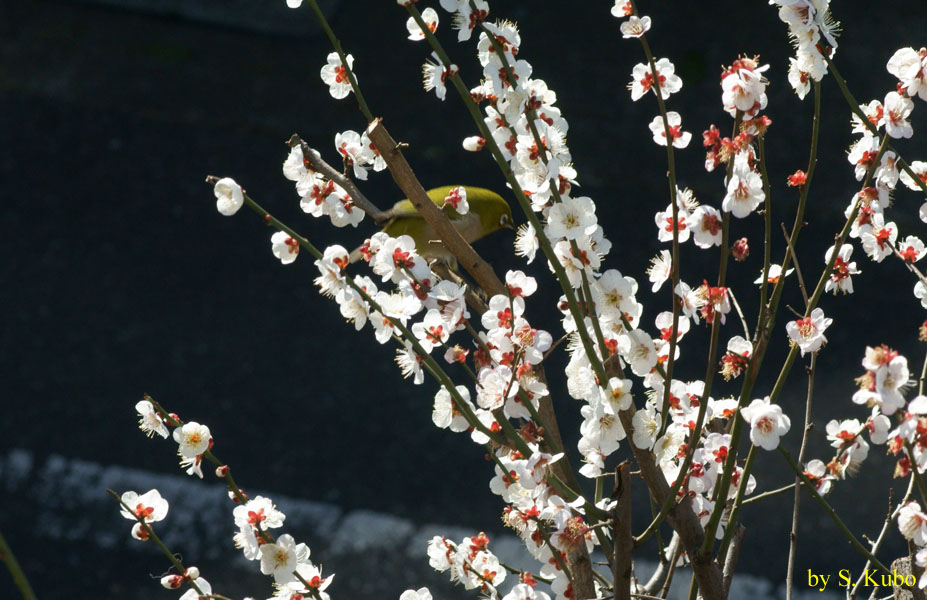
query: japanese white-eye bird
354 185 513 262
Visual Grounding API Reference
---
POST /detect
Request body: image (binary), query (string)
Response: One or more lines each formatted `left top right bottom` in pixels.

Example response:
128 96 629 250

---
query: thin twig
849 481 910 600
0 528 37 600
780 222 810 310
786 352 816 600
727 287 751 340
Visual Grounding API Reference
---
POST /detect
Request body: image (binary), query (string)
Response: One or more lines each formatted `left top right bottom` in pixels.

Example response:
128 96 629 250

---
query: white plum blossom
618 329 657 376
825 243 859 295
785 308 832 356
722 161 764 218
898 502 927 546
260 533 309 585
610 0 632 18
689 205 723 248
631 403 660 450
629 58 682 101
271 231 299 265
887 47 927 101
858 214 897 262
173 422 210 457
120 489 169 540
883 91 914 139
545 196 597 241
754 264 793 286
741 397 790 450
401 588 434 600
213 177 243 216
647 250 672 292
320 52 355 99
135 399 168 439
233 496 285 531
648 112 691 148
433 386 472 432
406 8 439 40
620 15 651 39
721 57 769 117
901 161 927 192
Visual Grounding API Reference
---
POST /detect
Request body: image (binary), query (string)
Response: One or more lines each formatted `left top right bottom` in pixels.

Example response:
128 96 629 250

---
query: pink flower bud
732 237 749 261
215 465 229 477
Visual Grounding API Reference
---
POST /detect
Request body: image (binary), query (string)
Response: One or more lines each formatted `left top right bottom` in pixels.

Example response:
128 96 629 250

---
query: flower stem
0 528 37 600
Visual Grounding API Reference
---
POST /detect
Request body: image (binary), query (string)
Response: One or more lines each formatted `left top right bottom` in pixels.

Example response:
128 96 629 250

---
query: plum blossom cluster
768 0 839 100
234 497 333 600
132 399 334 600
841 49 927 312
280 140 383 232
145 0 927 598
137 398 212 478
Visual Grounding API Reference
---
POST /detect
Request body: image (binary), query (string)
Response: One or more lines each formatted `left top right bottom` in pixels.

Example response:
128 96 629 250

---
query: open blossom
423 57 453 101
654 202 690 243
610 0 632 17
406 7 439 40
825 243 859 295
173 422 210 457
883 91 914 139
722 161 764 218
898 235 926 263
620 15 651 38
135 399 168 439
720 336 752 381
213 177 243 216
741 397 790 450
233 496 286 531
320 52 355 99
858 214 897 262
902 161 927 192
754 264 793 286
887 47 927 101
721 56 769 117
648 112 691 148
787 57 811 100
120 489 169 540
546 196 597 241
271 231 299 265
618 329 657 376
260 533 310 585
786 308 832 356
898 502 927 546
689 205 722 248
647 250 672 292
631 404 660 450
628 58 682 101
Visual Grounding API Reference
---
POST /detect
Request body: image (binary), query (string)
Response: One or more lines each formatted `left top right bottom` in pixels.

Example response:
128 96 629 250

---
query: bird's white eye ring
499 214 510 226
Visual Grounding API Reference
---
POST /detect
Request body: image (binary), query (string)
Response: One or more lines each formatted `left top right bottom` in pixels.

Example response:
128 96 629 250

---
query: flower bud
462 136 486 152
184 566 200 580
161 574 183 589
731 237 749 261
215 465 229 477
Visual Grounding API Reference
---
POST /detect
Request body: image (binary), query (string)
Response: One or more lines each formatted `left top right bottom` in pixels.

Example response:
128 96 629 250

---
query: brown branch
721 524 746 598
286 133 389 224
613 462 633 600
606 359 724 600
365 119 507 298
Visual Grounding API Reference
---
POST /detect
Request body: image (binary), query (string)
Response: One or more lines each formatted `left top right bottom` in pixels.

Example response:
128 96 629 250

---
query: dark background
3 0 927 597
